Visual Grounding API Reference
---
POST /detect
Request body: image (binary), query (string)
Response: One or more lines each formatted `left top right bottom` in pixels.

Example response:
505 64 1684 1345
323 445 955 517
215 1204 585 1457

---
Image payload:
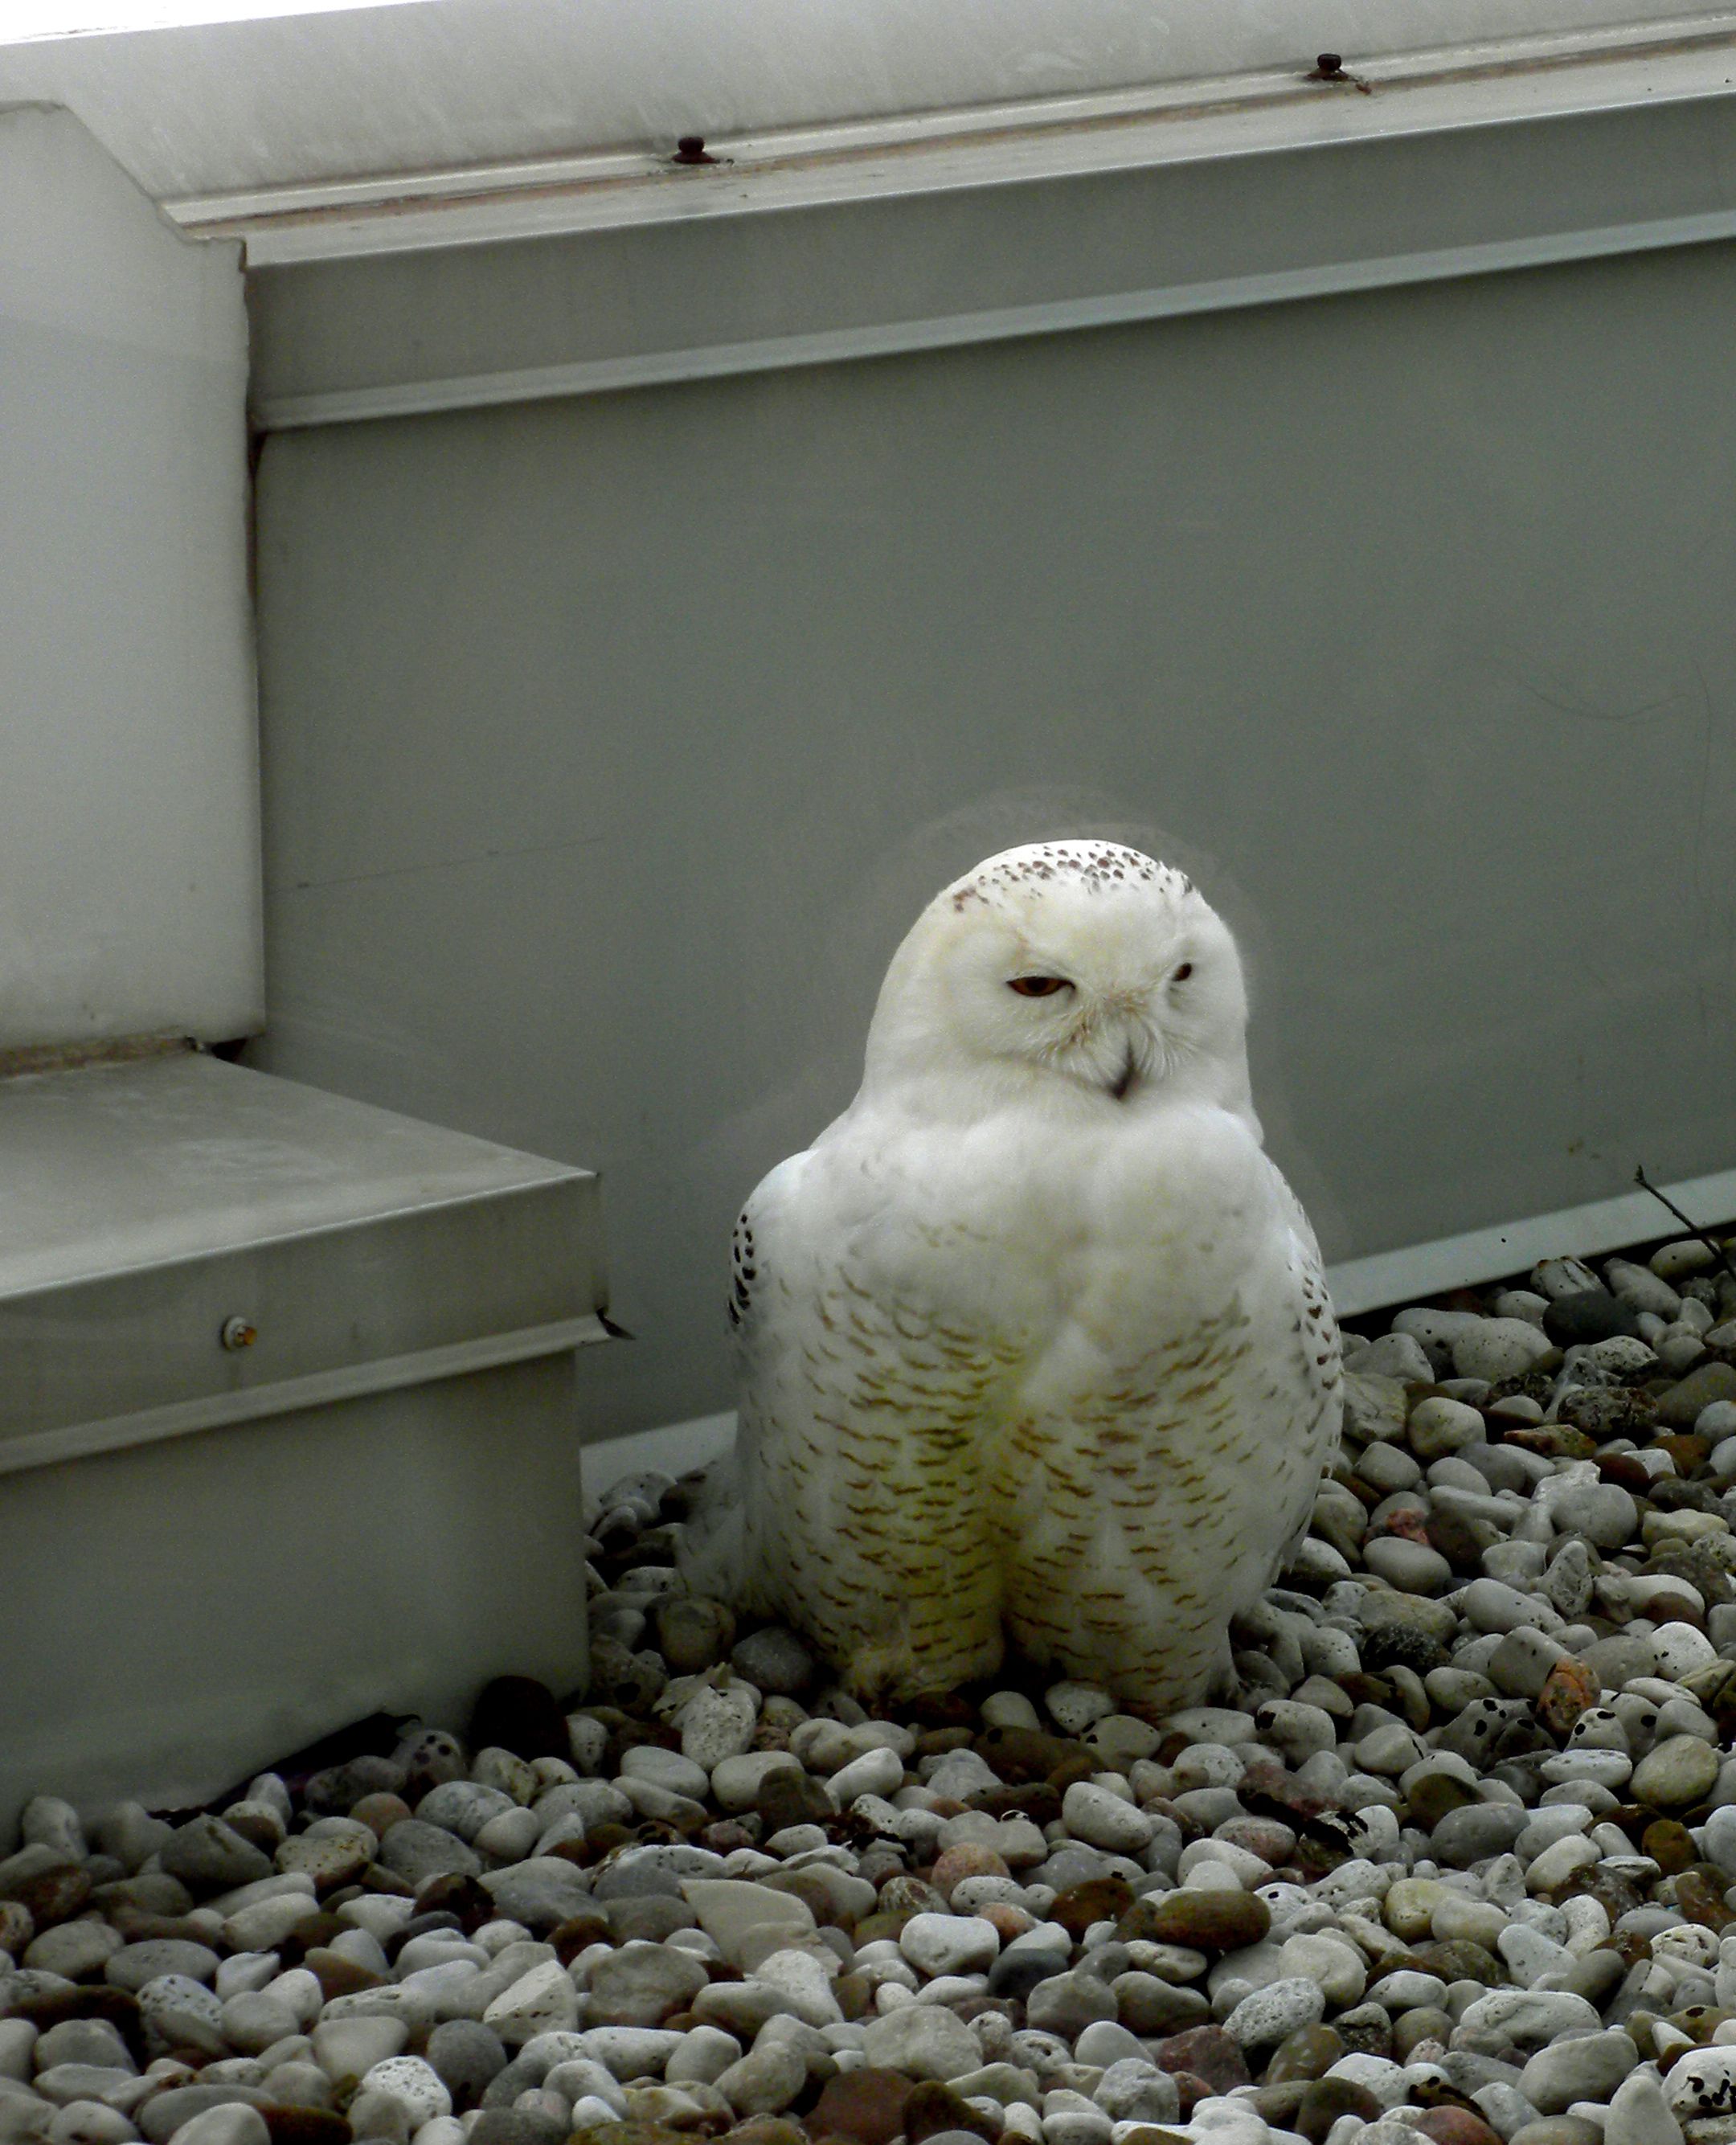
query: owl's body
689 841 1341 1710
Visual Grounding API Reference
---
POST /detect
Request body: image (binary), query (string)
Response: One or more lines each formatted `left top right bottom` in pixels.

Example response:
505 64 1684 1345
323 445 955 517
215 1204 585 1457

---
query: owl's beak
1108 1049 1139 1102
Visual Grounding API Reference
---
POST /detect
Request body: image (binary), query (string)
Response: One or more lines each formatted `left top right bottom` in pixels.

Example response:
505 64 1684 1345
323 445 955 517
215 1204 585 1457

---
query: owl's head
862 840 1255 1121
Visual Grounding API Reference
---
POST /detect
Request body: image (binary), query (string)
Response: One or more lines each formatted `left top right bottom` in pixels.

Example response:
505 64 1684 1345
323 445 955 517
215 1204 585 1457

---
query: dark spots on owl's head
951 840 1187 912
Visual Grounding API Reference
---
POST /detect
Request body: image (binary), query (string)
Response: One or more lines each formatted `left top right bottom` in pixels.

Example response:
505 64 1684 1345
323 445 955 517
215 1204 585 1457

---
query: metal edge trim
1326 1166 1736 1319
249 203 1736 432
0 1312 615 1479
171 11 1736 252
0 1169 599 1305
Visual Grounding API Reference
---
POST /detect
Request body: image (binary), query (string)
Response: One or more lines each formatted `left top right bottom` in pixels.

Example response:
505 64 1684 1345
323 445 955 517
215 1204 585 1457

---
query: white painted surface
252 232 1736 1441
0 0 1726 203
0 107 259 1050
4 1 420 37
189 18 1736 263
0 1353 589 1841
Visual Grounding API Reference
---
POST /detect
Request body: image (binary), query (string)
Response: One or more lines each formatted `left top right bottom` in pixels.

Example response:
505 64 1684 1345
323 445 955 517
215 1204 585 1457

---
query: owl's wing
1267 1157 1344 1564
989 1131 1344 1709
1270 1158 1347 1441
675 1152 812 1609
694 1134 1017 1693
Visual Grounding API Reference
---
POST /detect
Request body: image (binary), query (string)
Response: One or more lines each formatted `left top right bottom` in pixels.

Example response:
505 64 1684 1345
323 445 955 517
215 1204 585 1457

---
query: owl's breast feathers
734 1096 1337 1463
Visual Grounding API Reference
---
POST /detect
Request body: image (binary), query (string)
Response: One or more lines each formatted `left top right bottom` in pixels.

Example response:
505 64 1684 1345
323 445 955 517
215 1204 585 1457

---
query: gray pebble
376 1821 481 1885
729 1627 817 1696
156 1819 272 1896
1517 2030 1638 2114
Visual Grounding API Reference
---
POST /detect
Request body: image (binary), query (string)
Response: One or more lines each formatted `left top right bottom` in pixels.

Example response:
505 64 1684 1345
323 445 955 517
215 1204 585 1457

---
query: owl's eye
1008 976 1071 997
1172 961 1194 982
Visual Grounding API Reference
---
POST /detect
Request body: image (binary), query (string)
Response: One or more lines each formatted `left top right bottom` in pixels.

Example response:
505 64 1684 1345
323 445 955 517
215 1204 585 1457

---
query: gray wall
252 240 1736 1441
0 108 260 1054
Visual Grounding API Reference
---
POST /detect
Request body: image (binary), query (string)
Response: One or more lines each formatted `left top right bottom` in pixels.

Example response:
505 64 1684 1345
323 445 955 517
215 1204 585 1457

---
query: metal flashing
0 1053 612 1473
247 84 1736 431
1326 1167 1736 1320
186 13 1736 264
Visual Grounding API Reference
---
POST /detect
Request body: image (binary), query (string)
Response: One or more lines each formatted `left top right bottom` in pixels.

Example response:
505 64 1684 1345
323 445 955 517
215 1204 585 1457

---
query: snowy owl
684 839 1341 1710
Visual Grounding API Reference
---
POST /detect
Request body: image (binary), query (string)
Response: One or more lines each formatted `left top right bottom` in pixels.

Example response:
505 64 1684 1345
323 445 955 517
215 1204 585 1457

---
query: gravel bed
7 1233 1736 2145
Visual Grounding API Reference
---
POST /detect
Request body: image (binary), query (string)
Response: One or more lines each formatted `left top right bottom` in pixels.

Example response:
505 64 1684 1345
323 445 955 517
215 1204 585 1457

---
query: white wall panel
0 108 260 1051
251 239 1736 1441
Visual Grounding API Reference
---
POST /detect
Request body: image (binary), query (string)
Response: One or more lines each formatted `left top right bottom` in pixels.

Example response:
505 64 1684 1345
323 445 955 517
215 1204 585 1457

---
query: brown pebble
1536 1658 1599 1738
1296 2080 1382 2144
1048 1878 1134 1939
1410 1939 1504 1987
755 1771 837 1835
908 1692 978 1730
973 1727 1092 1785
851 1911 912 1947
903 2083 995 2145
415 1873 494 1931
1333 2005 1392 2059
1218 1816 1296 1865
1264 2026 1345 2084
358 1863 415 1897
350 1794 412 1841
978 1904 1031 1943
1157 2025 1250 2094
1677 1870 1734 1930
877 1875 948 1917
723 2123 809 2145
832 1971 874 2021
301 1948 386 2001
1410 2110 1505 2145
1337 1672 1395 1709
1392 2008 1454 2061
1665 2004 1732 2047
806 2068 915 2145
1124 1889 1271 1954
260 2112 351 2145
968 1784 1061 1825
571 2127 689 2145
703 1821 759 1856
10 1865 92 1929
1644 1820 1697 1875
1507 2119 1603 2145
1406 1773 1479 1830
915 1728 977 1758
931 1845 1010 1899
1599 1451 1653 1490
7 1987 145 2064
549 1911 612 1963
607 1895 699 1942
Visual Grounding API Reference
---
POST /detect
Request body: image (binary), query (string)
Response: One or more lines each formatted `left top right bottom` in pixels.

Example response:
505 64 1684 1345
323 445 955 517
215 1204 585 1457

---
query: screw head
1316 51 1343 71
220 1316 257 1351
